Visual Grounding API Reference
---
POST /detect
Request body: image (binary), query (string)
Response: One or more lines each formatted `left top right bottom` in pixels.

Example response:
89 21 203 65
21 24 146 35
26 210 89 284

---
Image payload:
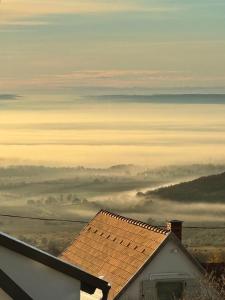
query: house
61 210 205 300
0 232 110 300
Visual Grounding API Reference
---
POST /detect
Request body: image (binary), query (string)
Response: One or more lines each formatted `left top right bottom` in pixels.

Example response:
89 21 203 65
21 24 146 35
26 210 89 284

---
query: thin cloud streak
0 70 188 90
0 94 19 100
1 122 225 133
1 70 225 92
0 0 179 26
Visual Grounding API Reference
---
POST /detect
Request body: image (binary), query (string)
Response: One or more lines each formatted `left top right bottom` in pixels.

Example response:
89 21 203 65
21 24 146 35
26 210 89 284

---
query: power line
183 226 225 229
0 214 88 224
0 213 225 229
157 225 225 229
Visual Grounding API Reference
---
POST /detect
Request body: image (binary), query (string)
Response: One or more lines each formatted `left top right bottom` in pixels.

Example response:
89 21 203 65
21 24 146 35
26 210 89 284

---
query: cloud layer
0 0 178 25
1 70 225 93
0 94 19 100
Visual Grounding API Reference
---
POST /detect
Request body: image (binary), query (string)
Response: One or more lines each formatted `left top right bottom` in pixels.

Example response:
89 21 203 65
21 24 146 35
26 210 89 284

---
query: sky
0 0 225 94
0 1 225 167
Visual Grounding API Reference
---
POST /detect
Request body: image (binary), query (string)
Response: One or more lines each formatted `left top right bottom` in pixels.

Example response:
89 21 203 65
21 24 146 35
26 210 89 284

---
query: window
156 281 183 300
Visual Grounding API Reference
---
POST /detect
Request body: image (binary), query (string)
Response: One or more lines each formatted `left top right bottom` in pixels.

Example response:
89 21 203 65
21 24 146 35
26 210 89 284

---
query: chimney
166 220 183 241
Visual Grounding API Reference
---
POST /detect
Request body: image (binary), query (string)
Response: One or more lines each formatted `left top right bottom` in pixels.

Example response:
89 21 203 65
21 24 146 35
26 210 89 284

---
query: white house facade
118 236 202 300
0 232 110 300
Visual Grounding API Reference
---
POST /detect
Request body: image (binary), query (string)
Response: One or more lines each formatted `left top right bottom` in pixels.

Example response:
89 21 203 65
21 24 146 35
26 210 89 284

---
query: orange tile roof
61 210 169 299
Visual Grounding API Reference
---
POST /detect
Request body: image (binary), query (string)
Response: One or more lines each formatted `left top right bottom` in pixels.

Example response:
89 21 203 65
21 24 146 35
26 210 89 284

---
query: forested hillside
148 172 225 203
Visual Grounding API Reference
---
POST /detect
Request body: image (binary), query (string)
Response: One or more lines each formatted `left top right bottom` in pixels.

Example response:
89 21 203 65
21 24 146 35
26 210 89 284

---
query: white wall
119 239 202 300
0 289 13 300
0 246 80 300
81 289 103 300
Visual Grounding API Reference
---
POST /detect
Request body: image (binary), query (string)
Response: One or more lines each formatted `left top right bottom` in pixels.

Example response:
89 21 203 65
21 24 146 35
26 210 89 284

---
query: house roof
60 210 170 299
0 232 110 299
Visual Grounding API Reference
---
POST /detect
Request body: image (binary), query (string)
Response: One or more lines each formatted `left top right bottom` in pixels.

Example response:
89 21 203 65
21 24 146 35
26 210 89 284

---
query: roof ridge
98 210 169 235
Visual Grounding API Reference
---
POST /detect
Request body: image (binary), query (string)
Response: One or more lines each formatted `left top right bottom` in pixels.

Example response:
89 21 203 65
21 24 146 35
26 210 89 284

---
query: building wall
81 289 103 300
0 246 80 300
119 239 202 300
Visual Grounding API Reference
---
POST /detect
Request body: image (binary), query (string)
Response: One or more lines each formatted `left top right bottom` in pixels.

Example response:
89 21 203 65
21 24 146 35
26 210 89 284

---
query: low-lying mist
89 190 225 223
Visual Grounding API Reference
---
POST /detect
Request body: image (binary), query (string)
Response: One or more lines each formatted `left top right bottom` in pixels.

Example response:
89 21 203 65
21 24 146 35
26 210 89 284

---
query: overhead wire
0 213 225 229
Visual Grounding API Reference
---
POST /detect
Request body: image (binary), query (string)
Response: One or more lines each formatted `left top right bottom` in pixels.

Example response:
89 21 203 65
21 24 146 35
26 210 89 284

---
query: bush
183 273 225 300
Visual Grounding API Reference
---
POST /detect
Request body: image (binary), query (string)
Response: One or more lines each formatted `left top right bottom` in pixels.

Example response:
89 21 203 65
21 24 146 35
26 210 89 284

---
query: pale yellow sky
0 99 225 167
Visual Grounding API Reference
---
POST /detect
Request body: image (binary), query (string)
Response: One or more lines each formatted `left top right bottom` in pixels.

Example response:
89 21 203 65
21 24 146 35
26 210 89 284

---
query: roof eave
0 232 110 295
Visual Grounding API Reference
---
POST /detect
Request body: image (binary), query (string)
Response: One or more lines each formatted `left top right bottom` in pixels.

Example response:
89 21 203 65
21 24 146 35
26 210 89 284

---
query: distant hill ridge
147 171 225 203
93 94 225 104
